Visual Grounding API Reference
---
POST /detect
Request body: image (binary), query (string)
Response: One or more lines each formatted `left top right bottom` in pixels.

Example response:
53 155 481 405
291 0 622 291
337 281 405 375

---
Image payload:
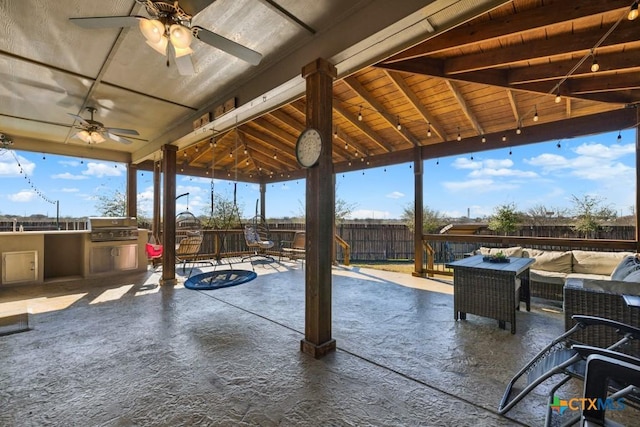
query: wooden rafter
333 103 395 153
343 75 420 147
384 70 446 141
445 80 484 137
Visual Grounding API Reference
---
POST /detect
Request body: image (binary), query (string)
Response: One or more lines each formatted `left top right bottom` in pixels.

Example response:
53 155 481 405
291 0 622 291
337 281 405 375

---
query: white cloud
452 157 481 170
386 191 405 199
348 209 392 219
469 168 538 179
61 188 79 193
483 158 513 169
442 179 518 193
58 160 80 167
52 172 88 180
8 190 36 202
573 142 634 159
83 162 122 178
0 154 35 177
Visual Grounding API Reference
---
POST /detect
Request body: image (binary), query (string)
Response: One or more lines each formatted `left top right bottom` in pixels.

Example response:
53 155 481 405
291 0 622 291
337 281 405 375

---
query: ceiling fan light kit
69 107 139 145
70 0 263 75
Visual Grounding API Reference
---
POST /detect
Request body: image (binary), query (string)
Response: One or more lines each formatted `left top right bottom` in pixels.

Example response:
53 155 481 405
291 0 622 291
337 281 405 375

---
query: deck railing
419 234 639 278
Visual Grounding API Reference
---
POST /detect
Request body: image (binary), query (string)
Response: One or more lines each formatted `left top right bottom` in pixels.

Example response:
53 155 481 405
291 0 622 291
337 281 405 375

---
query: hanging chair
175 210 212 274
242 214 275 265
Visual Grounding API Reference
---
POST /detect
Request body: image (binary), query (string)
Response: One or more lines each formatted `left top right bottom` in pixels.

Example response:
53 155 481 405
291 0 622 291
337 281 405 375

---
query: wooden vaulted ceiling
172 0 640 184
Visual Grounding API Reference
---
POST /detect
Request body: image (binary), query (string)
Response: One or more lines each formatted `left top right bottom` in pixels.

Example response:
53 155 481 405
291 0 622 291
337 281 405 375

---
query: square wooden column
300 58 337 358
126 163 137 219
161 145 178 286
412 146 424 277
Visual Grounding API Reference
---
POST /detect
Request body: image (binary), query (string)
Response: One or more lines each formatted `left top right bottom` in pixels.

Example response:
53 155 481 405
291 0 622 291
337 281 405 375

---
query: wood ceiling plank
384 70 446 141
444 24 640 75
445 80 484 137
383 0 631 61
343 75 419 147
333 103 395 153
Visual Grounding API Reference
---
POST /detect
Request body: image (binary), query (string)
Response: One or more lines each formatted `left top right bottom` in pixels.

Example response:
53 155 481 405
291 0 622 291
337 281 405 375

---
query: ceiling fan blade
193 26 262 66
67 113 91 127
175 54 196 76
106 132 133 144
105 127 140 136
69 16 142 29
179 0 216 17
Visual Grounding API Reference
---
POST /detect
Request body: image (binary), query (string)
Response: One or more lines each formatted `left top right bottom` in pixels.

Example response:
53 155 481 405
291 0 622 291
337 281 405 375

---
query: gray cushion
583 279 640 296
610 255 640 280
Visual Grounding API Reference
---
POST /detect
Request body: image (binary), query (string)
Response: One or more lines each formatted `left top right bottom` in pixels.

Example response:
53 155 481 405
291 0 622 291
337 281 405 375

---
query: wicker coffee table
446 255 535 334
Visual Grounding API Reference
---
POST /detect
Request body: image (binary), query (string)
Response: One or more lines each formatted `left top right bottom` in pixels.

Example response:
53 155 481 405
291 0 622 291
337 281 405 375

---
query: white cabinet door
2 251 38 284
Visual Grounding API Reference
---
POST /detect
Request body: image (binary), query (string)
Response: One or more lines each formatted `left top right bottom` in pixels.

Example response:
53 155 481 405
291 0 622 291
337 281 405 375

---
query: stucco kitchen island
0 225 148 286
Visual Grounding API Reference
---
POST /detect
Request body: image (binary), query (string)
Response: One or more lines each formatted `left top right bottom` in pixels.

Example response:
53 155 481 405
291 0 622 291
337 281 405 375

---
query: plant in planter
483 251 510 263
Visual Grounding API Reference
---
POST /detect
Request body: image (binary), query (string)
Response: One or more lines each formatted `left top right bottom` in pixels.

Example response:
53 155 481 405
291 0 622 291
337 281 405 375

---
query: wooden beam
160 144 177 286
445 80 484 136
344 75 420 147
384 70 447 141
382 0 632 61
444 25 640 75
333 103 395 153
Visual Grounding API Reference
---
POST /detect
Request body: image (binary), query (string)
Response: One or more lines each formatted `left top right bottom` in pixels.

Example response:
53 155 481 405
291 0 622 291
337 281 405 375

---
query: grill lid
88 217 137 230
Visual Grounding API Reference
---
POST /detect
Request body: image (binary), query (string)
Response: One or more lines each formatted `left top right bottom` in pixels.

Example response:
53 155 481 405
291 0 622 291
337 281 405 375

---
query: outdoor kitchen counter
0 230 148 286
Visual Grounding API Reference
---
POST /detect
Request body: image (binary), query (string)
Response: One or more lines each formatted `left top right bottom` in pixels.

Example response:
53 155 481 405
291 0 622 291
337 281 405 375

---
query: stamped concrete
0 261 637 426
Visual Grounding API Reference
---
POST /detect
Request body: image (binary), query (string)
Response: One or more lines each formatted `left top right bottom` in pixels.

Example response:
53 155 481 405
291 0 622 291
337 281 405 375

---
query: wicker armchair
564 281 640 352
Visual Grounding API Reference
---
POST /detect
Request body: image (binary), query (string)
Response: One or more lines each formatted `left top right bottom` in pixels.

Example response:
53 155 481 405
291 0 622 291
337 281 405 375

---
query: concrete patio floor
0 260 635 426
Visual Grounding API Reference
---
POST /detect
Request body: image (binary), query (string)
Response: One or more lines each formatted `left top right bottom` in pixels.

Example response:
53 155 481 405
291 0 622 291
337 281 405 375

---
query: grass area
351 260 415 274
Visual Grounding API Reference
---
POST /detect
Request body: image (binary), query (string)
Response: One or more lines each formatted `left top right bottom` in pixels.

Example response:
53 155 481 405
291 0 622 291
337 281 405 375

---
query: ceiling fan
68 107 140 145
70 0 263 75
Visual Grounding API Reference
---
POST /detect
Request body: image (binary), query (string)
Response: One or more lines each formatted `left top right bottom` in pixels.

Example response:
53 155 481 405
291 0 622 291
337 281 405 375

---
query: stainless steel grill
88 217 139 242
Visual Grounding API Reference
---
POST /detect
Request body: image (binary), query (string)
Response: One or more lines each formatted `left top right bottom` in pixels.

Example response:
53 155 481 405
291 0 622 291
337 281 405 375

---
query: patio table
446 255 535 334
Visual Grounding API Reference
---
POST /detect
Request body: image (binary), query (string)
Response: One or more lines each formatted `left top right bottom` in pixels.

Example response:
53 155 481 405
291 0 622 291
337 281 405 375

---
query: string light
396 116 401 130
590 55 599 73
629 1 638 20
427 123 432 137
502 135 507 142
481 135 486 143
456 127 461 141
533 106 539 122
617 131 622 142
555 90 562 103
557 141 561 149
358 105 363 121
516 126 521 135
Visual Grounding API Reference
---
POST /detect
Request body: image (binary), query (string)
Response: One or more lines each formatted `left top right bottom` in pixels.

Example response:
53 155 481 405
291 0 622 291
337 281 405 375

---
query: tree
525 204 568 227
201 192 243 229
488 203 520 235
401 204 444 233
570 194 616 238
95 188 150 225
96 189 126 217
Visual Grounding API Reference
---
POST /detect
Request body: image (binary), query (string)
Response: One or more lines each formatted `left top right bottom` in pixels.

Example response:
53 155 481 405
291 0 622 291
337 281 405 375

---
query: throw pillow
610 255 640 280
623 269 640 283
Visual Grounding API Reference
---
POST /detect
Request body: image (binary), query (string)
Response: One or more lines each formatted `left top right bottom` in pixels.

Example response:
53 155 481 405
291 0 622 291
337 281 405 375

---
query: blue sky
0 129 636 220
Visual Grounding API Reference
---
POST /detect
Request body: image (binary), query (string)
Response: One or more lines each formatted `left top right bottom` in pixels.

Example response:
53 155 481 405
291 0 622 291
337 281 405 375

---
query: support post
126 163 137 219
300 58 337 358
161 145 177 286
636 107 640 251
153 161 161 242
412 146 424 277
260 182 266 219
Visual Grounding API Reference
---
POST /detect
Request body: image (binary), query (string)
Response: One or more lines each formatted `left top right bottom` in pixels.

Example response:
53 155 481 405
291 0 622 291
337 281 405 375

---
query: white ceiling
0 0 506 165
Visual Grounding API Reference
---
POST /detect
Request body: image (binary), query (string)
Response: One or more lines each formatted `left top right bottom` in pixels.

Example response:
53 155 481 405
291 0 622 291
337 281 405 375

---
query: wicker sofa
564 279 640 350
477 247 635 301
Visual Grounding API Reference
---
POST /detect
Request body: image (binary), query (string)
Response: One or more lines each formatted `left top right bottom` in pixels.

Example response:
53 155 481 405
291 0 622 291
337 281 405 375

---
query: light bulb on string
556 141 561 149
358 105 363 121
481 135 486 143
533 106 539 122
396 116 401 131
427 124 432 137
629 1 638 20
617 131 622 142
516 127 521 135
